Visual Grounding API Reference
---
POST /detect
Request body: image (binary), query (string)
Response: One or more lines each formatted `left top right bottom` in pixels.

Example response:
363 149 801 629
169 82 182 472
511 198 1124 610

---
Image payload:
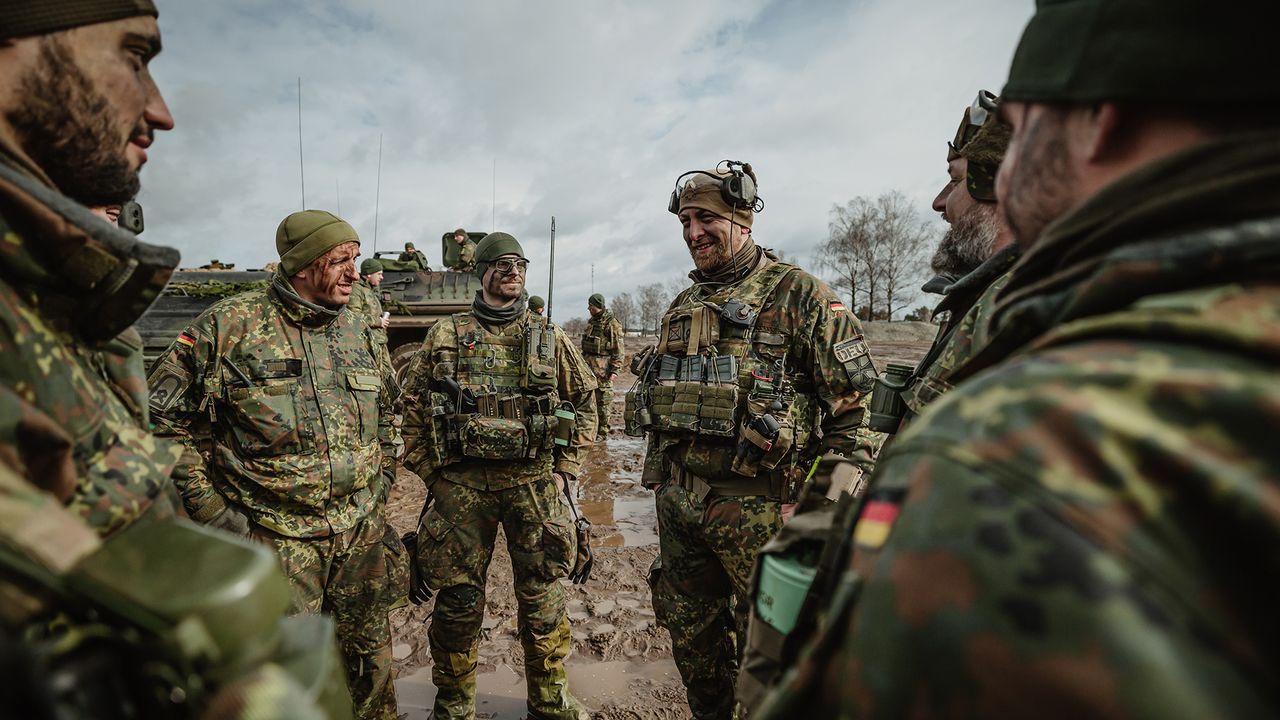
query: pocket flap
346 370 382 392
420 508 454 541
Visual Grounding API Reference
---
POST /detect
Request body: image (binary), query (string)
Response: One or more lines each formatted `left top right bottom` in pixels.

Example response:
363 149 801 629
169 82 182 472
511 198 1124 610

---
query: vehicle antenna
373 133 383 253
492 158 497 232
297 77 305 210
336 179 341 217
547 216 556 321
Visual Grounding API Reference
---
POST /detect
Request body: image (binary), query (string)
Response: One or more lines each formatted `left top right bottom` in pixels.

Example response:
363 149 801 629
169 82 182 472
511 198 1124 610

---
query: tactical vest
414 312 566 472
625 261 816 497
581 312 617 356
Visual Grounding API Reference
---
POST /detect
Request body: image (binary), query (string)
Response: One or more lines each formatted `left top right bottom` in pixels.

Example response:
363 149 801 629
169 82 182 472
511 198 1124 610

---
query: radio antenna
491 158 497 232
547 216 556 320
297 77 306 209
373 133 383 253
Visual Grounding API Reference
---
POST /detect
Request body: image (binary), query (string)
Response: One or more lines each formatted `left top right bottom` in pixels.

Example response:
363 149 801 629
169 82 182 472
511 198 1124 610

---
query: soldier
755 1 1280 718
399 240 430 270
529 294 546 315
896 91 1019 424
581 293 624 442
632 161 879 720
0 3 351 716
401 231 597 720
450 227 477 272
148 210 400 720
350 257 390 344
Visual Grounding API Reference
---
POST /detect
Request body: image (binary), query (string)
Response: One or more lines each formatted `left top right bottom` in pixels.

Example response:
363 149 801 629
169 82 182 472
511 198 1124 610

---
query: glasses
949 89 998 159
491 258 529 275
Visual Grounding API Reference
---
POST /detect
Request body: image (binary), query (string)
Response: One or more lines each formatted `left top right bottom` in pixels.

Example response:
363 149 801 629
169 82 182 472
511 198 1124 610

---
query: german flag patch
829 300 847 312
176 331 197 348
853 499 901 550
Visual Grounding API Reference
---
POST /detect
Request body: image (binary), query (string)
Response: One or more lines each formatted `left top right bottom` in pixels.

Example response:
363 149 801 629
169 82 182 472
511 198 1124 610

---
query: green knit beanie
0 0 156 39
529 295 545 311
588 293 606 309
1004 0 1280 104
473 232 526 279
275 210 360 276
360 258 383 276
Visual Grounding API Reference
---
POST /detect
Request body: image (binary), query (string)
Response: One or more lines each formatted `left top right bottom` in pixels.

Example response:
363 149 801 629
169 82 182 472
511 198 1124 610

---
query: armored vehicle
136 231 485 383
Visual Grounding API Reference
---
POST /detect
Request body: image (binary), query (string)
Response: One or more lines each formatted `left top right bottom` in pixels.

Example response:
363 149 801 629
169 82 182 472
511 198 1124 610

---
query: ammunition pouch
411 391 461 477
460 416 529 460
581 335 604 355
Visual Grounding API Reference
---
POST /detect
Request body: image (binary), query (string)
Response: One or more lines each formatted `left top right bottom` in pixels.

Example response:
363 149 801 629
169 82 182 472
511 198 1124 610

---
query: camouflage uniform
149 271 400 720
753 127 1280 719
348 278 387 349
0 161 183 538
637 247 879 720
900 245 1018 415
401 304 597 720
453 239 477 272
581 307 624 438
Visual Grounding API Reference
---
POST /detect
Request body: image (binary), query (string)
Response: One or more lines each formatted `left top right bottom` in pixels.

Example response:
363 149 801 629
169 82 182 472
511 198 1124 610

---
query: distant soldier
401 231 597 720
450 227 477 272
351 257 390 338
633 161 879 720
755 1 1280 718
149 210 401 719
529 294 546 315
399 240 430 270
0 2 348 716
581 293 624 441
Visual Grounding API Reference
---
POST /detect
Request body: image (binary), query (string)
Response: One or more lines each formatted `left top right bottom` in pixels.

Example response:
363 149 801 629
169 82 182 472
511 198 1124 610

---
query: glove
207 503 252 537
568 517 594 584
401 531 433 605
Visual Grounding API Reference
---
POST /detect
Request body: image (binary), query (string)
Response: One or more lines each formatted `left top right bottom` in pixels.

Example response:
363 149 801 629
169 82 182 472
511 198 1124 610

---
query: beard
6 36 142 206
1001 112 1077 250
484 271 524 303
688 234 734 274
931 203 999 277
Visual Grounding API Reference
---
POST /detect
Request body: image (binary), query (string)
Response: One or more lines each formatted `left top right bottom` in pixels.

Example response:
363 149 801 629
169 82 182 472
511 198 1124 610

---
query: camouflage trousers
254 512 397 720
651 481 782 720
415 475 585 720
594 376 613 437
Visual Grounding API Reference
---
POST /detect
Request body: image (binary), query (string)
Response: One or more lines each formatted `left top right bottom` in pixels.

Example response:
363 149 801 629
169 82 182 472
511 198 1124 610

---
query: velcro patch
176 331 197 348
148 364 192 413
853 500 901 549
832 336 868 364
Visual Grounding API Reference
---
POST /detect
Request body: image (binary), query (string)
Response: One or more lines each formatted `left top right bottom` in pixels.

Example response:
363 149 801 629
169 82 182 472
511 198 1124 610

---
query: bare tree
611 292 636 332
561 316 587 337
637 283 668 335
818 191 931 320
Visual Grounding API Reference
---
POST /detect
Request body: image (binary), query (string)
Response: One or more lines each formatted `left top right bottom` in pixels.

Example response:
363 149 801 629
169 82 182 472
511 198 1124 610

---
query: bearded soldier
755 1 1280 718
581 293 624 441
0 3 351 716
629 161 879 720
894 91 1019 426
149 210 400 719
401 231 597 720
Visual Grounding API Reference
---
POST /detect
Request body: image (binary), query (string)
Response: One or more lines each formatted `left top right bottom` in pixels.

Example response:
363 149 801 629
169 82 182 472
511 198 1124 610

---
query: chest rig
626 262 815 482
416 312 569 471
581 312 616 356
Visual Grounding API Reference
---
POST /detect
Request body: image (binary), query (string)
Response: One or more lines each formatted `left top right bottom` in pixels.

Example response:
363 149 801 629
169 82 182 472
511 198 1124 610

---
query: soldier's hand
402 531 434 605
569 517 594 584
207 503 252 537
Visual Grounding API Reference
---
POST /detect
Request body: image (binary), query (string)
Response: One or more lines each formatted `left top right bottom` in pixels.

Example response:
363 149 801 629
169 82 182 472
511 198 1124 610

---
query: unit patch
832 336 868 364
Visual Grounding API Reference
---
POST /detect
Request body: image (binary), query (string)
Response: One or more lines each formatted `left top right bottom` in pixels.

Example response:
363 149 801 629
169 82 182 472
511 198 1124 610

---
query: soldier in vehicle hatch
401 231 597 720
149 210 401 720
450 227 477 272
399 240 430 270
629 160 879 720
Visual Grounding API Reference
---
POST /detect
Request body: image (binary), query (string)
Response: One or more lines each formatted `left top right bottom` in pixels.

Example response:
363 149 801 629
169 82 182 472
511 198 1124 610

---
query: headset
668 159 765 216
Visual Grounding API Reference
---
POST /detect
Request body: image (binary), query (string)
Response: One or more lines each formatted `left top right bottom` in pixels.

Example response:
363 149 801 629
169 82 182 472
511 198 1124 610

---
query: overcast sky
138 0 1033 321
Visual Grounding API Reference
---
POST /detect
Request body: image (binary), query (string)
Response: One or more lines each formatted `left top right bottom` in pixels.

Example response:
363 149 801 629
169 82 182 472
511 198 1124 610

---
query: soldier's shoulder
192 287 275 332
772 264 840 301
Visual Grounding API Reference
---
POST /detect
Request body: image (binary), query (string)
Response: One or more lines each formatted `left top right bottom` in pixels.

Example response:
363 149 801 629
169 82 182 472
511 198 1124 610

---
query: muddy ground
387 327 932 719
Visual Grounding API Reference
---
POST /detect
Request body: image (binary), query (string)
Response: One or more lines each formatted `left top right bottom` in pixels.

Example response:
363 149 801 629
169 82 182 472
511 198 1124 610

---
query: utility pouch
527 414 555 455
460 416 528 459
581 335 603 355
415 392 458 475
623 387 651 437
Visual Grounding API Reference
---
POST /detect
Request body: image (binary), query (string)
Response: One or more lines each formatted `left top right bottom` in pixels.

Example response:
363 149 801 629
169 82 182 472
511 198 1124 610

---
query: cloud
139 0 1032 319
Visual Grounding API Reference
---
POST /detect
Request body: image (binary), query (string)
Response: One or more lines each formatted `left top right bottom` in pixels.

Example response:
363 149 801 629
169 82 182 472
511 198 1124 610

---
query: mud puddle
578 435 657 548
